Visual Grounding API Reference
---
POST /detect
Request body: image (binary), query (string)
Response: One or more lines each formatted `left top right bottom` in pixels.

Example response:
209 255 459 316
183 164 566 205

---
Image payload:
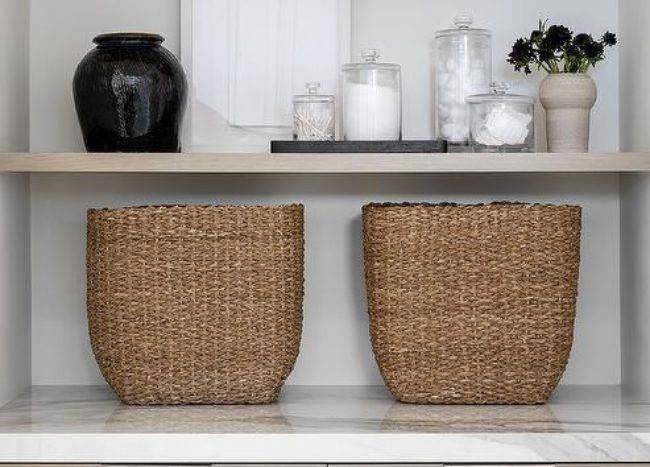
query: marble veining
1 385 650 463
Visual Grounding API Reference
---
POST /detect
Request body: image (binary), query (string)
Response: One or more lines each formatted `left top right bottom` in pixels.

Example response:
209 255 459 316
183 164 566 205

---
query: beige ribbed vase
539 73 597 153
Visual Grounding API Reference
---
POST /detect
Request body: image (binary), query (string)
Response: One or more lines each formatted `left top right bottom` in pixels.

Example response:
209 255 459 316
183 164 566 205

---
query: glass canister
434 15 492 148
342 49 402 141
293 82 335 141
467 82 535 153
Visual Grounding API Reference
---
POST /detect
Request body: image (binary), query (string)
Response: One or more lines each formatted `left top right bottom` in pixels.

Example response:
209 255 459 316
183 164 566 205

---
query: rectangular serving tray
271 140 448 153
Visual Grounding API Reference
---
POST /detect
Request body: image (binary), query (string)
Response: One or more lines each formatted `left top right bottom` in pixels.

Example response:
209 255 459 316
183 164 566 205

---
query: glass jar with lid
293 82 335 141
434 14 492 149
467 82 535 153
342 49 402 141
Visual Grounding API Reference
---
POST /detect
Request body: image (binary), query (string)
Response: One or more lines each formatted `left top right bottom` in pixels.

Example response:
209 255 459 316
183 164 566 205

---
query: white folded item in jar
474 107 532 146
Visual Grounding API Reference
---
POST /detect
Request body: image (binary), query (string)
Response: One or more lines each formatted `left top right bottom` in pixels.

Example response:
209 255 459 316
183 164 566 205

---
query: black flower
565 41 582 58
574 33 593 49
583 40 605 61
538 48 555 62
603 31 617 46
508 21 616 75
530 29 544 45
507 38 535 74
544 25 573 50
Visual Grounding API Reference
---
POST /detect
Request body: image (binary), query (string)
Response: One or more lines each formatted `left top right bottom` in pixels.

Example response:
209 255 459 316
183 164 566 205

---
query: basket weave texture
87 205 304 405
362 202 581 405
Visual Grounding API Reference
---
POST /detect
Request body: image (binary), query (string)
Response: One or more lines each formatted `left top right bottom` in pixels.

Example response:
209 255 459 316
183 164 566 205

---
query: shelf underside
1 385 649 463
1 152 650 173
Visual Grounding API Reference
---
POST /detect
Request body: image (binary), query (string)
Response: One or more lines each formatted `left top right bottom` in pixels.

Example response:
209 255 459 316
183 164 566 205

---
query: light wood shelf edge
0 152 649 173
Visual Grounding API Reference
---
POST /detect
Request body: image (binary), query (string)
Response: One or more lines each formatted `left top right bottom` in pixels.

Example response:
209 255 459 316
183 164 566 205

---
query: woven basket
87 205 304 405
362 202 581 405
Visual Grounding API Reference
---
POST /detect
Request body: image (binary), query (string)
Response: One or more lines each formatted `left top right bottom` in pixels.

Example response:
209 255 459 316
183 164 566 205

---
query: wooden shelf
0 152 649 174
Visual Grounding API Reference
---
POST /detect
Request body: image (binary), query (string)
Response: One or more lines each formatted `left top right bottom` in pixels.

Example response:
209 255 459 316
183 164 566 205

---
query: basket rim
363 201 582 210
88 204 305 214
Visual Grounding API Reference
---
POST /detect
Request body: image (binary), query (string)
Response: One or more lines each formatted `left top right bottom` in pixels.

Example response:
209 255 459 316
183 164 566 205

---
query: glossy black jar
73 33 188 153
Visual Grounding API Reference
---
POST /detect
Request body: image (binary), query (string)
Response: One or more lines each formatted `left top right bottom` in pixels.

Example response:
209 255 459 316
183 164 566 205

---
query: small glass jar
467 82 535 153
293 82 335 141
342 49 402 141
434 15 492 149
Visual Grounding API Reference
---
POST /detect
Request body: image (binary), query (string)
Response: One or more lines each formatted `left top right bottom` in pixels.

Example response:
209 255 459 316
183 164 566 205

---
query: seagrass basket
87 205 304 405
362 202 582 405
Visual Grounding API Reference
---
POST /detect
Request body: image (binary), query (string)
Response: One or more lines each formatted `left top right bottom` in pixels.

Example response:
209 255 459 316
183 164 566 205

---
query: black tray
271 140 447 153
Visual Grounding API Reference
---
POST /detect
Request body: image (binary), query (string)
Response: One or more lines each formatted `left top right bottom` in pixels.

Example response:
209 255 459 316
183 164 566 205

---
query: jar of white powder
342 49 402 141
467 82 534 153
434 15 492 149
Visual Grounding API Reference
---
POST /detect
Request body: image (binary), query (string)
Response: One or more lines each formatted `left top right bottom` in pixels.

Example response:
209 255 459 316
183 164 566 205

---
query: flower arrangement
508 21 617 74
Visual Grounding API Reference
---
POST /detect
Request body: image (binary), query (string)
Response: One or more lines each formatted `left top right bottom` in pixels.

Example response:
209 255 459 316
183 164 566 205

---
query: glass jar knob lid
454 14 474 29
466 81 534 104
306 82 321 95
294 82 334 103
436 14 490 38
490 81 510 95
342 48 400 71
361 48 380 63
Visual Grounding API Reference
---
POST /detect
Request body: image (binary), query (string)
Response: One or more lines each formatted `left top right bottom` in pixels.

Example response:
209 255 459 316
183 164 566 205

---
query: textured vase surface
539 73 597 153
73 33 188 153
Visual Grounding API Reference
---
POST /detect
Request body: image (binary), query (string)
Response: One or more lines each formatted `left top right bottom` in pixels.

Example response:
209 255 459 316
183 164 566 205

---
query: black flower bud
602 32 617 46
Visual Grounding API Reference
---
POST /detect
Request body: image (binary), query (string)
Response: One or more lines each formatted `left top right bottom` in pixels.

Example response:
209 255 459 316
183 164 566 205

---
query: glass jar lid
293 82 335 104
435 14 491 39
342 49 401 72
466 82 534 104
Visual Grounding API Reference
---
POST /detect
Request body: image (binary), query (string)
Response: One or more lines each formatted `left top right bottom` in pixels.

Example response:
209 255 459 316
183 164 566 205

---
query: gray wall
0 0 30 406
620 0 650 402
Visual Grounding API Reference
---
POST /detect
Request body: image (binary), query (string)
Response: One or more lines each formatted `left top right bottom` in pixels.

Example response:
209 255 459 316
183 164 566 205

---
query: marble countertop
1 385 650 463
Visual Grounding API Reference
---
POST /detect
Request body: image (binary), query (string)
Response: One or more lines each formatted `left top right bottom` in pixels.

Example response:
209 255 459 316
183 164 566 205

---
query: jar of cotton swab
293 82 336 142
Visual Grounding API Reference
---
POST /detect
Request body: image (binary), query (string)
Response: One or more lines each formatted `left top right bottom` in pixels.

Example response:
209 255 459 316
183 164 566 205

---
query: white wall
0 175 30 406
29 0 181 152
620 174 650 402
29 0 621 387
30 173 620 387
0 0 30 406
353 0 620 151
30 0 621 152
619 0 650 152
0 0 29 151
28 0 183 385
187 0 349 152
619 0 650 402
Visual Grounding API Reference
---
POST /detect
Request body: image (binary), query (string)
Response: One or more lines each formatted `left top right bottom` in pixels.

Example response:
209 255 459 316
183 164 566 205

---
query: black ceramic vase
73 33 188 153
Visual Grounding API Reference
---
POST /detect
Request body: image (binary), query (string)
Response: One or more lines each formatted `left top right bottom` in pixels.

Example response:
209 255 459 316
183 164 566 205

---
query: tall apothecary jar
434 15 492 149
342 49 402 141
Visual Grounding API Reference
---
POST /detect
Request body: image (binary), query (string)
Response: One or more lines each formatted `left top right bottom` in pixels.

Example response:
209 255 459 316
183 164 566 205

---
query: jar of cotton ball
434 15 492 150
467 82 534 153
342 49 402 141
293 83 335 141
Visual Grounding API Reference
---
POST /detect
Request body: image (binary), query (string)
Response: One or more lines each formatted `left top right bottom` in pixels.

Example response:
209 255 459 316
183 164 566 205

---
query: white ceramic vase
539 73 597 153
